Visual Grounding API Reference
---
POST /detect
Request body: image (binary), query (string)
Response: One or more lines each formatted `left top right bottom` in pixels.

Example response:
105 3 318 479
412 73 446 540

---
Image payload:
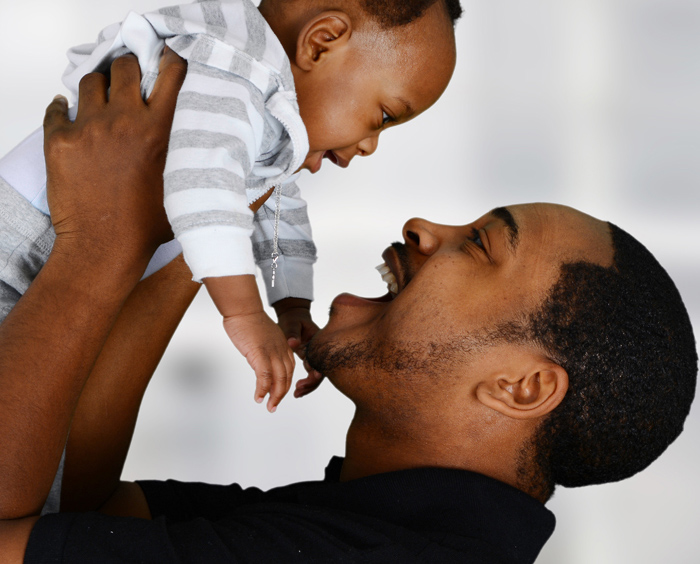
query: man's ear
295 11 352 71
475 356 568 420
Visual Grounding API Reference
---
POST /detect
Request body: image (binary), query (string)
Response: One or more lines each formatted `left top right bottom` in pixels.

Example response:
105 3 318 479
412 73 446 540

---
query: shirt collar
314 456 555 564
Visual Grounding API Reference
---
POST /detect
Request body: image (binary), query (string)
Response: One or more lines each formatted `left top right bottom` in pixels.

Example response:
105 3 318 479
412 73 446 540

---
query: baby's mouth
323 150 338 165
324 150 349 168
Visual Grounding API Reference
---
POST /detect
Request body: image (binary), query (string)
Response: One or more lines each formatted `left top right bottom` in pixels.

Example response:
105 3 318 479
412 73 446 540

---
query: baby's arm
205 275 295 413
252 181 324 396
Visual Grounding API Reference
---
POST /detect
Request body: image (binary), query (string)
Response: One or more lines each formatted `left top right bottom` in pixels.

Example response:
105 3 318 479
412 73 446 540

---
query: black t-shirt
25 457 555 563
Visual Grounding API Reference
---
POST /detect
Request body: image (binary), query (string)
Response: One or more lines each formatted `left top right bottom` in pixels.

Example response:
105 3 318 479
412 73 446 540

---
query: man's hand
0 49 186 561
44 47 185 272
273 298 324 398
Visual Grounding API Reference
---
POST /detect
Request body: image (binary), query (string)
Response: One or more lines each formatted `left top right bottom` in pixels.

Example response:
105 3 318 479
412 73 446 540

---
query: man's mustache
391 241 414 288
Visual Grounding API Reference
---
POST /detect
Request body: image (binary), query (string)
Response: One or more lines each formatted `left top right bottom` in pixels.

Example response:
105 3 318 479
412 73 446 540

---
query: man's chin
307 292 395 376
305 330 373 378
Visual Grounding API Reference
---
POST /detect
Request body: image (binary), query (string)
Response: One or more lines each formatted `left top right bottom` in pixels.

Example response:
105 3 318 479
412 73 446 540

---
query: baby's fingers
265 350 295 412
294 359 324 398
253 362 274 407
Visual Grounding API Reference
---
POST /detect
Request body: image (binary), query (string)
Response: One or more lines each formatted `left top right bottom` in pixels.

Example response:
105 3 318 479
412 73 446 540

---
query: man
0 54 696 563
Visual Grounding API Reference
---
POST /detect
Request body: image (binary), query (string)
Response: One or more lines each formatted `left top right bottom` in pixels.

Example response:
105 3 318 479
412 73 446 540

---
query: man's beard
306 316 531 384
306 332 487 382
306 240 531 382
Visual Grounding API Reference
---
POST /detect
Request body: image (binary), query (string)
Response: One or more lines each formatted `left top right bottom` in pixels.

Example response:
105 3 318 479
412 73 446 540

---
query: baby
0 0 460 411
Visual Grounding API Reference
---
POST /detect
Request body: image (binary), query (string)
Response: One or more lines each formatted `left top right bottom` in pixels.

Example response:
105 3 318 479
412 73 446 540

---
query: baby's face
294 4 456 174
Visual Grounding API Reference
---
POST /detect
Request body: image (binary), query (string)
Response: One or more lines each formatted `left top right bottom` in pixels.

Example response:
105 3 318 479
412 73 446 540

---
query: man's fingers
147 46 187 109
108 54 143 107
76 72 108 120
43 95 71 140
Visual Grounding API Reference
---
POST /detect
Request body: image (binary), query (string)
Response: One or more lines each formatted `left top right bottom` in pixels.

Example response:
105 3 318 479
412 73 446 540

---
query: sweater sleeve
252 178 317 305
164 61 265 282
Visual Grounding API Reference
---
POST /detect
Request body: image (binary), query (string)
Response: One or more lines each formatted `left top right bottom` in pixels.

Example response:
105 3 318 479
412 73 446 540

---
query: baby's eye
382 111 394 126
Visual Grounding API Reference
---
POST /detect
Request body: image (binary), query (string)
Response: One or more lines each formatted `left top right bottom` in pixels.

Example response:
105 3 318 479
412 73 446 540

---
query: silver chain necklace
271 185 281 287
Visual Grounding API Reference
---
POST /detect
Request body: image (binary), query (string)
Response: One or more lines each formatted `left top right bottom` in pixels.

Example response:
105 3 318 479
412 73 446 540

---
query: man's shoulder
26 462 555 564
139 460 555 564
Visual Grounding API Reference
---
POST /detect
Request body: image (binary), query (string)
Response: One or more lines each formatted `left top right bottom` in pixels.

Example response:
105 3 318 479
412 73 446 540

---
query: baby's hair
361 0 463 28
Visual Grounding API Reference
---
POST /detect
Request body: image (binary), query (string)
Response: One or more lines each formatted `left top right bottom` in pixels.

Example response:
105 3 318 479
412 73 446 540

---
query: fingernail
255 397 263 404
269 405 277 413
53 94 67 103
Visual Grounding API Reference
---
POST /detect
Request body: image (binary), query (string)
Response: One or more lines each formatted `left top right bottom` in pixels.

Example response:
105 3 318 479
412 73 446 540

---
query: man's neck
340 412 469 481
340 416 423 481
340 411 534 500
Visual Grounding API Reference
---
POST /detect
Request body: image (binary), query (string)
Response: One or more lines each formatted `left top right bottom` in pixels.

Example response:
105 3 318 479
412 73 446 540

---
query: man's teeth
376 263 399 295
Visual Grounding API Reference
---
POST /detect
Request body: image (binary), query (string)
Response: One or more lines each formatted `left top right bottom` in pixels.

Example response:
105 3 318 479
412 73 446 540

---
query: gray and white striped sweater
0 0 317 304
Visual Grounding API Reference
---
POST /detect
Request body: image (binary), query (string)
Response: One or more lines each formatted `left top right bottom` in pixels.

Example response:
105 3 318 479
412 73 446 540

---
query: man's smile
375 263 398 296
327 244 413 311
373 242 415 299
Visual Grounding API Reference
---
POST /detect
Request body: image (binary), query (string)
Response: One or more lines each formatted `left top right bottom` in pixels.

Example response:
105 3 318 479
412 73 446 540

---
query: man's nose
402 218 442 256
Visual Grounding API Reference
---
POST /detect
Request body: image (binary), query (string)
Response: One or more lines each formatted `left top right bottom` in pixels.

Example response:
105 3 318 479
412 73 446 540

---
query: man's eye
469 228 484 248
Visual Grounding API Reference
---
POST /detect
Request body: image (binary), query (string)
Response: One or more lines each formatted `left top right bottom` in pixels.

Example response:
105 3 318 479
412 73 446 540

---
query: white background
1 1 698 562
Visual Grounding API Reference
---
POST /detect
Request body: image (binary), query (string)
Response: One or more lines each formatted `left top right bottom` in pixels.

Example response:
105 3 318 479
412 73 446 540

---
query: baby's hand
294 359 324 399
205 275 296 412
274 298 319 353
273 298 324 398
223 311 295 412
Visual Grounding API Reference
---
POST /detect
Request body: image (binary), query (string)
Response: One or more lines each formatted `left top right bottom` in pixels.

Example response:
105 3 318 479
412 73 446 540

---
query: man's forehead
489 203 614 267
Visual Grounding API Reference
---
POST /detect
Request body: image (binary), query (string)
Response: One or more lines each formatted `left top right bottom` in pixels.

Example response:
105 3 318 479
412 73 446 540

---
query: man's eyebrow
489 206 520 252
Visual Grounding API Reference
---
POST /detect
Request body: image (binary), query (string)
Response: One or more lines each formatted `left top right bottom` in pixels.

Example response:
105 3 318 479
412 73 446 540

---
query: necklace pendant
270 185 282 288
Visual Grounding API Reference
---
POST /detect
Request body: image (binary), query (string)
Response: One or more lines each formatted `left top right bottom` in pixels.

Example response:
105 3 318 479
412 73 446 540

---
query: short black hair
526 223 697 499
361 0 463 28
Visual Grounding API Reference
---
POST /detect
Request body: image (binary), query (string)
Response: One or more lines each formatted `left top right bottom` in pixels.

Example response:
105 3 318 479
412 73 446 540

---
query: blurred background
1 0 698 562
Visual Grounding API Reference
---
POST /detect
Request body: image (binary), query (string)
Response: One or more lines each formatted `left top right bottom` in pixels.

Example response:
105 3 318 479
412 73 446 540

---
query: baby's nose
357 135 379 157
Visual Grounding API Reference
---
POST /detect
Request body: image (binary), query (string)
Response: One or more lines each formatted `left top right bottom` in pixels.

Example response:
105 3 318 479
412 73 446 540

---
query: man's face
295 3 456 174
307 204 613 406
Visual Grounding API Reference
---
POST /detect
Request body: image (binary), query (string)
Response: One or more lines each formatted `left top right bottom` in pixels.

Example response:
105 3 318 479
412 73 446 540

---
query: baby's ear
295 11 352 71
